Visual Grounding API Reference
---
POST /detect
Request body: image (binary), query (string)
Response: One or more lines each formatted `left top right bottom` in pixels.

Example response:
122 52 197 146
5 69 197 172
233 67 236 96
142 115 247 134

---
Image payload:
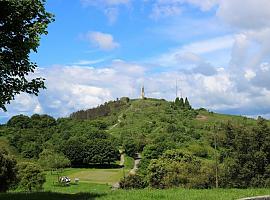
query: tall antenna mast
179 78 183 98
175 79 178 98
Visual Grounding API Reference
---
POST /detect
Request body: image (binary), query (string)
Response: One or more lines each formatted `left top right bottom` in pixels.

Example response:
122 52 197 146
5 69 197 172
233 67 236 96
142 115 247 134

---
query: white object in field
75 178 79 184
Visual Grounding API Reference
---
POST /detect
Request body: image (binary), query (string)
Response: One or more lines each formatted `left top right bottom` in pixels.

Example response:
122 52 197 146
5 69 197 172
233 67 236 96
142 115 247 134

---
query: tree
179 97 184 108
7 115 31 129
174 97 184 109
38 149 70 171
17 162 46 192
123 139 137 158
84 139 120 165
63 137 85 166
0 148 18 192
0 0 54 111
184 97 192 110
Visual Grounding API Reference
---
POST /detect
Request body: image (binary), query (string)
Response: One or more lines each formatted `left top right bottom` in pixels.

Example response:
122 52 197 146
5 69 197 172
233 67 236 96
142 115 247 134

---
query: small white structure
75 178 79 184
141 85 145 99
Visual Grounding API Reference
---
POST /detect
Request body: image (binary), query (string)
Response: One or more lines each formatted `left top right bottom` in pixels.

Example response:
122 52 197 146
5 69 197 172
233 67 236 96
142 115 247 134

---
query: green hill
1 97 270 194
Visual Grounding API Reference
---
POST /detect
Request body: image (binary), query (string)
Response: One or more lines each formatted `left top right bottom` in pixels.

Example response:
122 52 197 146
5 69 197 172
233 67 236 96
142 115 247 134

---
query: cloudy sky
1 0 270 122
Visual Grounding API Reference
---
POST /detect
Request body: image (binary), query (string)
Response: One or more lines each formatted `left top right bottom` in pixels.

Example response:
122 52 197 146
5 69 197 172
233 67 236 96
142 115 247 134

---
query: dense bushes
0 148 18 192
219 117 270 188
17 162 46 192
119 174 147 189
147 149 215 189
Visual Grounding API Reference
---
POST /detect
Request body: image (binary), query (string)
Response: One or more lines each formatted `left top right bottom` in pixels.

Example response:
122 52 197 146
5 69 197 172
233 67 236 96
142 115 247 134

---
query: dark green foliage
70 100 129 120
30 114 57 128
184 97 192 110
17 162 46 192
0 148 18 192
174 97 184 109
62 137 85 166
123 139 137 158
147 149 215 189
119 174 147 189
84 139 120 165
143 142 175 160
63 137 120 166
220 117 270 188
21 141 41 158
7 115 32 129
38 149 70 170
0 0 54 111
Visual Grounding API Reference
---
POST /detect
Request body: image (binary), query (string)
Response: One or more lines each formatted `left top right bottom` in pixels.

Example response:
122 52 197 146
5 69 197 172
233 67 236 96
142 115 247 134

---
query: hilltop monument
141 85 145 99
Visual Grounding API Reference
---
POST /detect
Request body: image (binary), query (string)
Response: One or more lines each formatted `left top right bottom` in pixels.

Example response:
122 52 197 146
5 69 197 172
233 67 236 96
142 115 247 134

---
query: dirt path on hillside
119 154 124 166
196 115 208 121
112 153 142 189
129 153 141 175
108 115 122 130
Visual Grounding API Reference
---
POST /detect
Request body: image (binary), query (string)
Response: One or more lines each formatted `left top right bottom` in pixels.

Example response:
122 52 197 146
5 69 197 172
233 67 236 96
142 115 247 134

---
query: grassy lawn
44 168 126 193
1 188 270 200
43 165 135 194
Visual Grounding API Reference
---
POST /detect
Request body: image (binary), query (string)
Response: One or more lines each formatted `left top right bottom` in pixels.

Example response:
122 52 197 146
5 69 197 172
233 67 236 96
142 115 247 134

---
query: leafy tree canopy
0 0 54 111
0 148 18 192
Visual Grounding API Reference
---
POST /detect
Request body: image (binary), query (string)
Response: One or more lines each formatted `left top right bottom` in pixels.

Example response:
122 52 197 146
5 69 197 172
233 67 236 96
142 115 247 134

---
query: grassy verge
1 188 270 200
100 188 270 200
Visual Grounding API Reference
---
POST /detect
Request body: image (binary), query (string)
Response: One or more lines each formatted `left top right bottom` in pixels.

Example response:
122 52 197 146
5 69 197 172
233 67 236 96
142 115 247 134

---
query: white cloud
85 31 119 50
244 69 256 81
152 35 234 68
181 35 234 54
73 59 106 65
150 3 182 19
3 57 270 121
81 0 130 6
148 0 218 19
81 0 130 23
217 0 270 30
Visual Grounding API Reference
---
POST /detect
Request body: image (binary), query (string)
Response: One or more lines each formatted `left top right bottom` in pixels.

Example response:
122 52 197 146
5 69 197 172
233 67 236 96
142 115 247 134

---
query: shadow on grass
0 192 106 200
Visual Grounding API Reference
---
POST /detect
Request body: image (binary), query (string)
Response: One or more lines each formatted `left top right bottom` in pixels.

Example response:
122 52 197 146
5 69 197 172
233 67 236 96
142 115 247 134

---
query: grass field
43 167 131 193
1 188 270 200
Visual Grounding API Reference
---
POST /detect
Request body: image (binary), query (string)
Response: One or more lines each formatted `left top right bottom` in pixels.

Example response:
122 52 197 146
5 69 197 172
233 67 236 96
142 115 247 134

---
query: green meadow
1 188 270 200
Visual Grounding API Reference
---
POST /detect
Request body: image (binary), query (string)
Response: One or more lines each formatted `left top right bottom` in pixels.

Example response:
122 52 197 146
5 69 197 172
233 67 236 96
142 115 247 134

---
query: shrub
0 148 18 192
119 174 147 189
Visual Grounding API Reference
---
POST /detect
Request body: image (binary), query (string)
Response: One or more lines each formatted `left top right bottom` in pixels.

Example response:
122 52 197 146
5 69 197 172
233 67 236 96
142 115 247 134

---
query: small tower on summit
141 85 145 99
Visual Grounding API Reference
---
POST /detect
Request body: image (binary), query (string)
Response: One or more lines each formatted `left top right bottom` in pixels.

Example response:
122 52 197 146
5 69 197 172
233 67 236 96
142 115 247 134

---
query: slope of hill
1 97 270 191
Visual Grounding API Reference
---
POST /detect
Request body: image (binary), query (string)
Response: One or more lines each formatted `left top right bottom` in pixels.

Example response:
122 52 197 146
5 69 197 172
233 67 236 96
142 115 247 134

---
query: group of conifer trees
174 97 192 110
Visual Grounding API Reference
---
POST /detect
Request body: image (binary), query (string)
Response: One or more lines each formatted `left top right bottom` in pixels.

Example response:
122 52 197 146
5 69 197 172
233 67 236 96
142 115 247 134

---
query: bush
0 148 18 192
17 162 46 192
119 174 147 189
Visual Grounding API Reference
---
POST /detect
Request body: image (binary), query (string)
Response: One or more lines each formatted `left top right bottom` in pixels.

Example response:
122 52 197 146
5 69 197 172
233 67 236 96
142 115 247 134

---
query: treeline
70 98 130 120
3 114 120 166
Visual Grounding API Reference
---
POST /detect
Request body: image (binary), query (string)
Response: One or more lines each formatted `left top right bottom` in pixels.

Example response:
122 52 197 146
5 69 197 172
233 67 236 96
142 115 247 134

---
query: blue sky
2 0 270 123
